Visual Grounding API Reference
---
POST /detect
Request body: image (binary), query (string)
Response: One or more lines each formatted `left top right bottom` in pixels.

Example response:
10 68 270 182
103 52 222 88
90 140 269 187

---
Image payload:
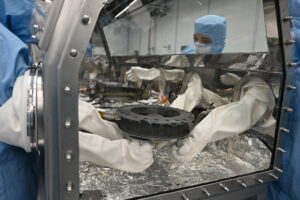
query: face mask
194 42 212 54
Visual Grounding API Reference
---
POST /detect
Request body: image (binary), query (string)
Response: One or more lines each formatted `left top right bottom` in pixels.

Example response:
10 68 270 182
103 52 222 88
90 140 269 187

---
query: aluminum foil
80 134 271 200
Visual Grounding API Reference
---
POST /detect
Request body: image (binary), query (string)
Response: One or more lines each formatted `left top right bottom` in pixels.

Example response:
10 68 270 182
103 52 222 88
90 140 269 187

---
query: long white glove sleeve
0 71 31 152
171 78 275 164
170 74 203 112
170 73 227 112
79 100 123 140
78 100 154 172
79 132 154 172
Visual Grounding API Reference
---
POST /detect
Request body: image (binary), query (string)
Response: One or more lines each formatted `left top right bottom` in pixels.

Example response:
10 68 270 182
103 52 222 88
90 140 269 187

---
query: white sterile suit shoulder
170 77 275 164
78 100 154 172
0 71 31 152
170 73 228 112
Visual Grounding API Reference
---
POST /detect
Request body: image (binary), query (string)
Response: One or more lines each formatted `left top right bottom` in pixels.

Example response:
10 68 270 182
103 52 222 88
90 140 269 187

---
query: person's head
193 15 226 53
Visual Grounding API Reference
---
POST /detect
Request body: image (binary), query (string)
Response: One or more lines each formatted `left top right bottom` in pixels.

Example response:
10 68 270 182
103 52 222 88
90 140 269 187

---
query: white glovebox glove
0 71 31 152
170 78 275 164
79 100 123 140
78 100 154 172
79 132 154 172
125 67 161 87
125 67 185 91
170 73 227 112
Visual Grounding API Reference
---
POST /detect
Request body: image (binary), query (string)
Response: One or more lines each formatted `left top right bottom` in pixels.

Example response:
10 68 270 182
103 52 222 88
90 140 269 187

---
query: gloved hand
79 132 154 172
125 67 161 87
0 71 31 152
78 100 154 172
171 73 227 112
79 100 123 140
170 77 275 165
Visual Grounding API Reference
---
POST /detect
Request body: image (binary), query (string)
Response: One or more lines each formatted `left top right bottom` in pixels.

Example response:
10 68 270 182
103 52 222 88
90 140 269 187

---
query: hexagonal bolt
64 86 72 94
64 119 72 129
65 151 73 161
237 180 247 188
287 85 297 90
69 49 78 57
219 183 230 192
277 147 287 153
287 62 297 67
285 39 295 46
201 188 211 197
283 16 293 22
65 182 74 193
274 167 283 173
181 193 190 200
82 14 91 25
279 127 290 134
283 107 293 113
269 173 279 180
255 178 264 184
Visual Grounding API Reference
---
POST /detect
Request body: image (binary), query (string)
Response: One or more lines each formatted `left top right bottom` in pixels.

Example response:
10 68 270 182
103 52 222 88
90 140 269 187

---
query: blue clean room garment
181 15 226 54
269 0 300 199
0 0 35 44
0 21 37 200
194 15 226 53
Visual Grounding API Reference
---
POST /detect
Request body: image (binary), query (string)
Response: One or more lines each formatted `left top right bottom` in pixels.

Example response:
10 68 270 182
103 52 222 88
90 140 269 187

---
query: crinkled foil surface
80 134 271 199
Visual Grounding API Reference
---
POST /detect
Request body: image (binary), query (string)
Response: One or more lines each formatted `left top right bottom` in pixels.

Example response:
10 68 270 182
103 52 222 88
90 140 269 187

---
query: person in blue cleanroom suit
182 15 227 54
269 0 300 199
0 0 154 184
0 0 43 199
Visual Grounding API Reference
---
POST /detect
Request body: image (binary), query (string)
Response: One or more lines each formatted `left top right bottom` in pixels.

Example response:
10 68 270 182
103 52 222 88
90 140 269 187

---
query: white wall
104 0 268 56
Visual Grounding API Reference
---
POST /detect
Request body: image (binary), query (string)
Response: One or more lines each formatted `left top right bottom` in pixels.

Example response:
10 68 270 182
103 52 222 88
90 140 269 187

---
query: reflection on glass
78 0 280 199
104 0 268 56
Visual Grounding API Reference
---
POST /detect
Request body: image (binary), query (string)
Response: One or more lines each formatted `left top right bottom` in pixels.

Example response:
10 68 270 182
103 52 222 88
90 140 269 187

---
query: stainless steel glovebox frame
30 0 105 199
27 0 294 199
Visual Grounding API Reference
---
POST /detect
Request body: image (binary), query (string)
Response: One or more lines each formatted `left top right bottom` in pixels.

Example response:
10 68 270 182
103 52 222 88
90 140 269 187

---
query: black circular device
116 105 194 140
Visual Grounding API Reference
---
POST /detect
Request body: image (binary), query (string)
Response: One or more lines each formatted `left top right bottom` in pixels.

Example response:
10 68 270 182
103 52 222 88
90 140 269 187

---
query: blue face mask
194 42 212 54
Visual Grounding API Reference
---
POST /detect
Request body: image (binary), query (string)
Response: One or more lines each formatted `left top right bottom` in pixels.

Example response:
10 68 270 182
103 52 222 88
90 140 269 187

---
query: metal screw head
64 86 72 94
65 152 73 161
269 173 279 180
33 24 43 31
69 49 78 57
66 182 74 193
219 183 230 192
82 14 91 25
287 85 297 90
274 167 283 173
288 62 297 67
285 39 295 46
237 180 247 188
283 107 293 112
283 16 293 22
31 34 39 42
279 127 290 133
65 119 72 128
287 62 297 67
277 147 287 153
